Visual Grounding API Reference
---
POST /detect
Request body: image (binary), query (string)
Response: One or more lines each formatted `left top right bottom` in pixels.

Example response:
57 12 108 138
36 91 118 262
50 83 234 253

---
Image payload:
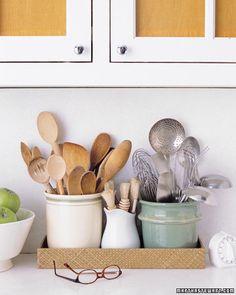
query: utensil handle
44 183 56 194
131 199 137 214
57 180 65 195
52 142 61 156
96 178 104 193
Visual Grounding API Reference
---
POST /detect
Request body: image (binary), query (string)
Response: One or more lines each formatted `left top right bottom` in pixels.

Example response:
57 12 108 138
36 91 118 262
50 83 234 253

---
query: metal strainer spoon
149 118 185 156
149 118 185 197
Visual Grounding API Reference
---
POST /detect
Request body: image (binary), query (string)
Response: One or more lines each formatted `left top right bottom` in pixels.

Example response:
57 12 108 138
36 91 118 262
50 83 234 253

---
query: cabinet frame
110 0 236 62
0 0 92 62
1 0 236 87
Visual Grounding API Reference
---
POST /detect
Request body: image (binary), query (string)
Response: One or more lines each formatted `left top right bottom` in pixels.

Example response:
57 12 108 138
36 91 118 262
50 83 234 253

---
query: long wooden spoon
63 142 90 175
37 112 61 156
90 133 112 171
96 140 132 192
46 154 66 195
28 157 55 194
80 171 96 195
67 166 85 195
20 142 32 166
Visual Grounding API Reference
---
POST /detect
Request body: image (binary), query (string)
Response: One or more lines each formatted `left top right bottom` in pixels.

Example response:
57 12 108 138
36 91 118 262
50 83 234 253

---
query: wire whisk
132 149 159 202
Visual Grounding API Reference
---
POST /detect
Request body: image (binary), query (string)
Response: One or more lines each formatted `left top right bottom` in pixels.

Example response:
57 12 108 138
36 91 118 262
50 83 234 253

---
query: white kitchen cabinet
1 0 236 87
0 0 91 62
111 0 236 62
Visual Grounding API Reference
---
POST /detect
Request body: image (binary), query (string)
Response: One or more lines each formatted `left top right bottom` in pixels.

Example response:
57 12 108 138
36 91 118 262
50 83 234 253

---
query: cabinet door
111 0 236 62
0 0 91 61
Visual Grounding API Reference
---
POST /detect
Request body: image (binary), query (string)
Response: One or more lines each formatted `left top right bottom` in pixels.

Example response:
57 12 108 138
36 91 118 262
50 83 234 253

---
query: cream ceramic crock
45 192 102 248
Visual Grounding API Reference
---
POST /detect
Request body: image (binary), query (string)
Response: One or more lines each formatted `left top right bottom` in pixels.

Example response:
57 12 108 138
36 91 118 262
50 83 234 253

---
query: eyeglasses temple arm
53 261 79 283
64 263 81 275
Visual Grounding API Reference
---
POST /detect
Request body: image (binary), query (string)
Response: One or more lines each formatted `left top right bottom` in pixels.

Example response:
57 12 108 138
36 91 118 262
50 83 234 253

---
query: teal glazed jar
138 200 201 248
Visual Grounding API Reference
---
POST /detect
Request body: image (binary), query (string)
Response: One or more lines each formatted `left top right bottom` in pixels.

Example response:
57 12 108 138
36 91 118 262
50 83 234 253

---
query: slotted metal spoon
149 118 185 197
149 118 185 156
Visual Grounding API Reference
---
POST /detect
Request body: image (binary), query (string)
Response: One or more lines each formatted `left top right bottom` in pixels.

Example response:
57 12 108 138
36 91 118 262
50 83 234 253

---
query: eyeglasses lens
79 269 97 284
103 265 121 280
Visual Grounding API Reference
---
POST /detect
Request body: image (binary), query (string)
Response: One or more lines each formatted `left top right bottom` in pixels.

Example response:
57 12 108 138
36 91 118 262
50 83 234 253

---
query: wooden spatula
67 166 85 195
20 142 32 166
96 149 114 180
32 146 42 160
63 142 90 175
96 140 132 192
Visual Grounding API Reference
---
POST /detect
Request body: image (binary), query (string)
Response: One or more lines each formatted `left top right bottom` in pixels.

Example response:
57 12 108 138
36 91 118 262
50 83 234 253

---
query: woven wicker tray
37 238 206 269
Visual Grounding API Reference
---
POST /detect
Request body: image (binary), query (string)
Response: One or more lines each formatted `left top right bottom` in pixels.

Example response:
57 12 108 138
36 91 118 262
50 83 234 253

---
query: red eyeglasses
53 260 122 284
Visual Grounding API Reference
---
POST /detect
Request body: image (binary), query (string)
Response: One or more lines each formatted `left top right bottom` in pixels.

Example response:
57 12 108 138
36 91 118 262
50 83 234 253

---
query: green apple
0 188 21 213
0 206 17 224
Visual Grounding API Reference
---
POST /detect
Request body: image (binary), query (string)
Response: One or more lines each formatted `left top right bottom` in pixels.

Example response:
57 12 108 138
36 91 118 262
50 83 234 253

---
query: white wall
0 88 235 253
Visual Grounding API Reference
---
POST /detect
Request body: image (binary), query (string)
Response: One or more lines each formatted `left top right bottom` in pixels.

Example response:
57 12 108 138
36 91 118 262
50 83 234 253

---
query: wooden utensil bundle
101 178 140 214
21 111 132 196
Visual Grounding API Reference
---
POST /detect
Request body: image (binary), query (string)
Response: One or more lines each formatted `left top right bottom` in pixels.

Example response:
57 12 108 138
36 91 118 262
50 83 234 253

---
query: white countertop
0 254 236 295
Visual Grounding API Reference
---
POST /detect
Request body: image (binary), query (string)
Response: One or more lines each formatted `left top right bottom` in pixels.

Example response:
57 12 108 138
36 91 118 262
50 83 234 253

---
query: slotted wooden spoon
90 133 112 171
28 157 55 194
67 166 85 195
96 140 132 192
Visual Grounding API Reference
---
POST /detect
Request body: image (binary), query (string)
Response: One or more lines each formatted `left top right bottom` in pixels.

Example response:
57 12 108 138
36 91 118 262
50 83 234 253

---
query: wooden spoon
96 149 114 180
28 157 55 194
50 143 63 156
67 166 85 195
20 142 32 166
90 133 112 171
63 142 90 175
37 112 61 156
46 154 66 195
80 171 96 195
96 140 132 192
32 146 42 160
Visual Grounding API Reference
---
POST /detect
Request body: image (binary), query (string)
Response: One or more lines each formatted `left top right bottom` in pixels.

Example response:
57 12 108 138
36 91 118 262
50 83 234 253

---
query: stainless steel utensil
181 186 217 206
149 118 185 156
149 119 185 199
151 152 170 174
200 174 232 189
132 149 159 202
178 144 209 190
156 171 174 201
177 137 200 188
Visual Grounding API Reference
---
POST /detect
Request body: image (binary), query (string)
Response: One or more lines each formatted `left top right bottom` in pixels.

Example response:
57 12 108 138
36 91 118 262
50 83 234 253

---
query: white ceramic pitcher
101 208 140 248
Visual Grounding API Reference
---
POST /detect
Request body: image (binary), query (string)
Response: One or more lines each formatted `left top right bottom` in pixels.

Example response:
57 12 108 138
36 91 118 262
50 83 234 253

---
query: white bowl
0 208 35 272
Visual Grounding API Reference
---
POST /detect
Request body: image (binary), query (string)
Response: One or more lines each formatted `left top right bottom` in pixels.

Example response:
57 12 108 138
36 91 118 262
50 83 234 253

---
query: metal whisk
132 149 159 202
